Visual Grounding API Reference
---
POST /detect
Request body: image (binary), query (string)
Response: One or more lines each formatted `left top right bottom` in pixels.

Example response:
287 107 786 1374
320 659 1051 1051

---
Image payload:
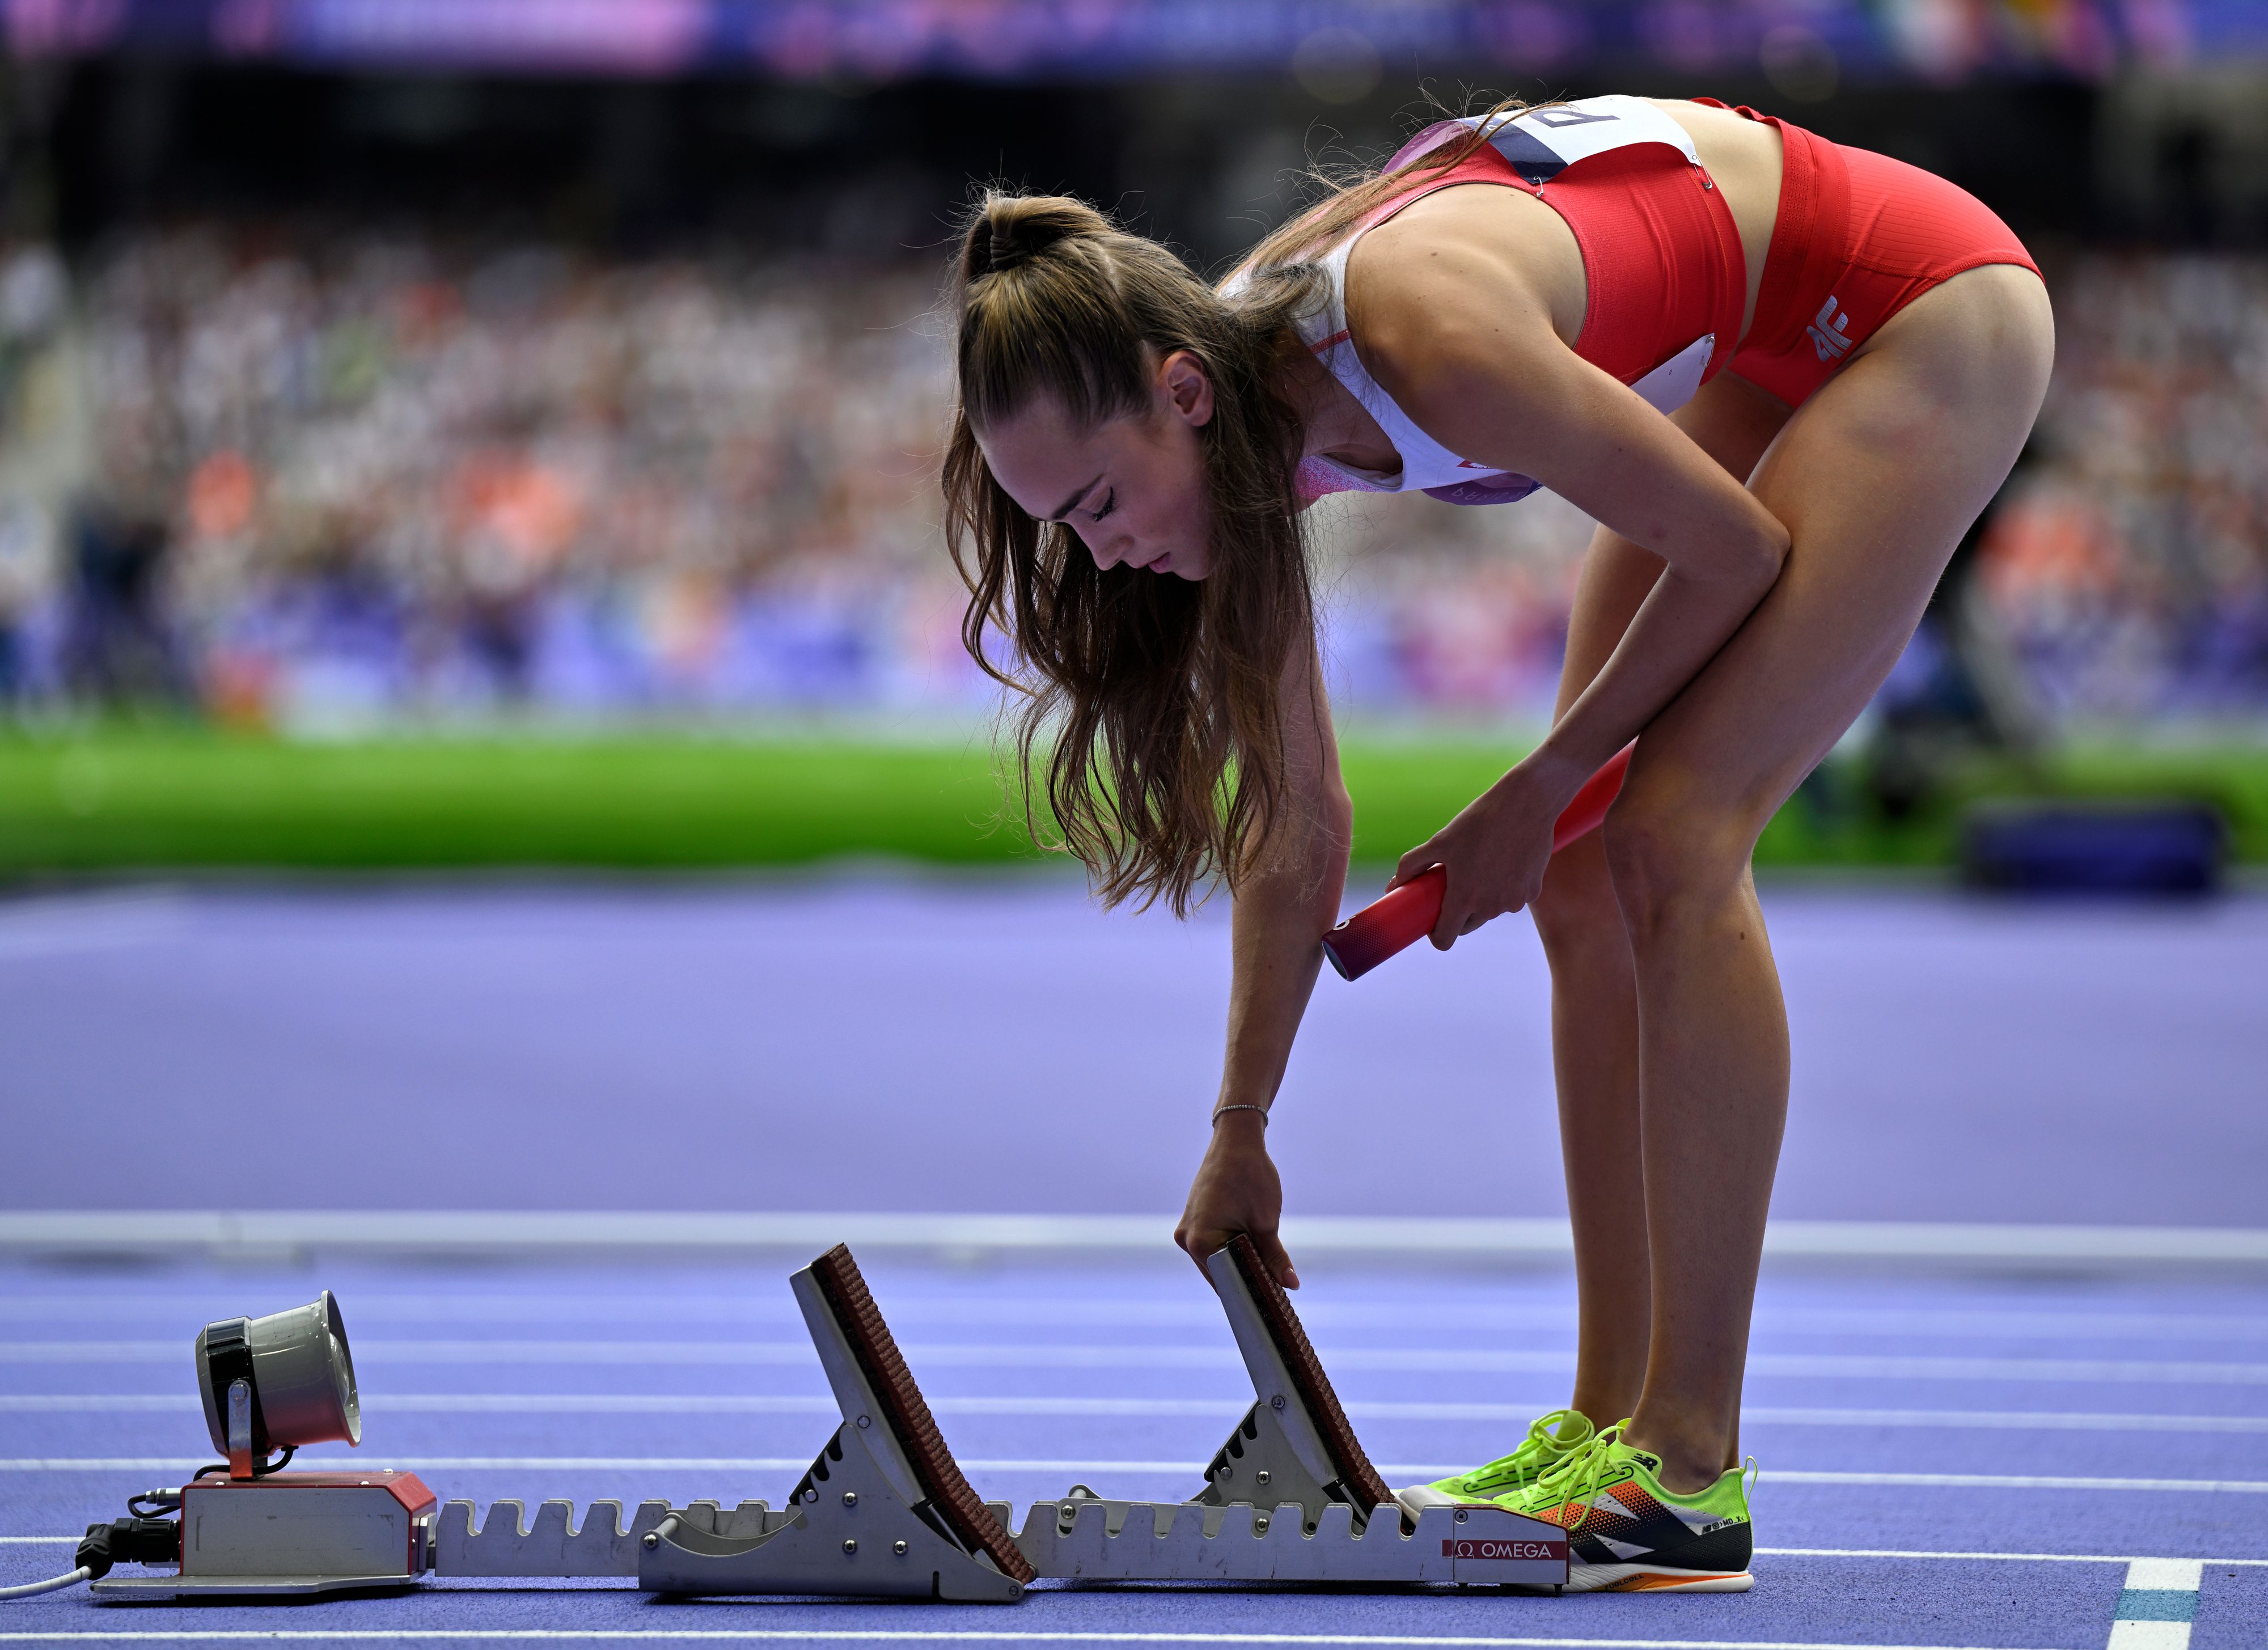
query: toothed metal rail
1015 1495 1565 1585
92 1239 1568 1601
434 1498 675 1576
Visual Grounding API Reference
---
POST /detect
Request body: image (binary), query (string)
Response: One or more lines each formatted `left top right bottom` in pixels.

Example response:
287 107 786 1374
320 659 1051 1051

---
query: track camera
193 1289 361 1475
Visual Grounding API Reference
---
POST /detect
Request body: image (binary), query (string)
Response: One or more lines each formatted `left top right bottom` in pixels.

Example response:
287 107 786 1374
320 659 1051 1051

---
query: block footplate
632 1242 1034 1601
1002 1232 1566 1589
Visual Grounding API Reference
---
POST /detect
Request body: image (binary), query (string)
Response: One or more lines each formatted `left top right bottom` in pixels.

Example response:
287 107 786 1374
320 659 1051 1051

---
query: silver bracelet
1211 1104 1270 1127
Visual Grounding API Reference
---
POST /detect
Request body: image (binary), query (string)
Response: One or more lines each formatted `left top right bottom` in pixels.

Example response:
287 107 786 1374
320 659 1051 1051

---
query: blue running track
2 1255 2265 1646
2 879 2265 1646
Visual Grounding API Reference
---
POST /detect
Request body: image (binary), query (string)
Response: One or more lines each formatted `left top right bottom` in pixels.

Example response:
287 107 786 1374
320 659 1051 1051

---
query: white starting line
8 1343 2268 1387
0 1546 2248 1650
3 1297 2264 1346
0 1632 2144 1648
4 1395 2266 1436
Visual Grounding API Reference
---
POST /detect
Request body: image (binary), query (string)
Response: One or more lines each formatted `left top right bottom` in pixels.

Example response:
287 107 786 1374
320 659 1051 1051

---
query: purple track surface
2 878 2265 1222
3 879 2265 1645
2 1256 2265 1645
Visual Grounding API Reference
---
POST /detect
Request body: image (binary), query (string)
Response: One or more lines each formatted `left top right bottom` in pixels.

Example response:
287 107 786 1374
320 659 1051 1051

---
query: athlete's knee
1600 772 1762 942
1530 835 1625 964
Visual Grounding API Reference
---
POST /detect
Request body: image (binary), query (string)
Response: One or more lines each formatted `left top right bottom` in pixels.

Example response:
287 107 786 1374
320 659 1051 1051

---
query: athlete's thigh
1553 371 1792 720
1625 265 2054 824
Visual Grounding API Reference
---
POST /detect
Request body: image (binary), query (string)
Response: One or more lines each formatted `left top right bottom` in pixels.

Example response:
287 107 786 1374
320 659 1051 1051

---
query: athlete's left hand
1386 751 1587 949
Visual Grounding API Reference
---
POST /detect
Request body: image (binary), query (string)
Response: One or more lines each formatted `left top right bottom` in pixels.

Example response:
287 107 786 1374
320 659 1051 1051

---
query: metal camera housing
194 1289 361 1458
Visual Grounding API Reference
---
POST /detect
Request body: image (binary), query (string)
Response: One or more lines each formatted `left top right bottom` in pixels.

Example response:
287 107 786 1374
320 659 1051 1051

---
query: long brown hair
942 105 1525 914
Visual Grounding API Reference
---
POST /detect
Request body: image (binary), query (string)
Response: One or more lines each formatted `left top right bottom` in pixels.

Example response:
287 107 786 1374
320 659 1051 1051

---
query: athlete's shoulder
1344 188 1581 371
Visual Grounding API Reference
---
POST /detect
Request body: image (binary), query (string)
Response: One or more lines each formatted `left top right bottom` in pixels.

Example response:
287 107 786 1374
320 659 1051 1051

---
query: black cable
189 1444 294 1483
2 1517 184 1600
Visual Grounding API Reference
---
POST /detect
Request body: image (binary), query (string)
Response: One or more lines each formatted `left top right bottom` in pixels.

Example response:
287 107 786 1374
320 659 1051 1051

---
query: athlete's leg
1537 544 1655 1428
1606 264 2055 1490
1535 372 1790 1429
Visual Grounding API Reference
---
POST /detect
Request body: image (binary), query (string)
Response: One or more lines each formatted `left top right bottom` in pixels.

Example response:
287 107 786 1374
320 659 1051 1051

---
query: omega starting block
82 1242 1568 1601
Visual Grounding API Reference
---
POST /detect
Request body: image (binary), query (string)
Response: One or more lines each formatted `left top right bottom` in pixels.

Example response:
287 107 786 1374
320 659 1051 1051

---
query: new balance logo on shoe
1808 295 1854 362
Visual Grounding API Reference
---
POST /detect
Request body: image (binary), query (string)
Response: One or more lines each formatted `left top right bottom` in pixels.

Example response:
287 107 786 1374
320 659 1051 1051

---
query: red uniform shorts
1704 103 2039 410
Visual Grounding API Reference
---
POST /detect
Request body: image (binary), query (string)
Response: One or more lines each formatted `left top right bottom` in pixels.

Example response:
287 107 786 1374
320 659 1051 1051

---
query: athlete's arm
1172 632 1351 1290
1353 226 1791 939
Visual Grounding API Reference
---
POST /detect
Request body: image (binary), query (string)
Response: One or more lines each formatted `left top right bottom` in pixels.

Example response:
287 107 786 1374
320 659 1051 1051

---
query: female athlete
942 95 2051 1592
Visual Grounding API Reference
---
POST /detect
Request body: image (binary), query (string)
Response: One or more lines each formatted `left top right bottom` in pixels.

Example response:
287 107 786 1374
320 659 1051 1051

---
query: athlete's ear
1157 349 1216 429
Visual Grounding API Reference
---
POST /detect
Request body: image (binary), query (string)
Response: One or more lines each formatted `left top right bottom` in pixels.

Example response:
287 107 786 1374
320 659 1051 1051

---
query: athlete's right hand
1175 1112 1299 1290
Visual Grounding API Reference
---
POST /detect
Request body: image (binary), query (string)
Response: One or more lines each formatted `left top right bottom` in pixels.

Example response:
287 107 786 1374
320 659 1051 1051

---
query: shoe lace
1454 1407 1590 1494
1529 1417 1631 1538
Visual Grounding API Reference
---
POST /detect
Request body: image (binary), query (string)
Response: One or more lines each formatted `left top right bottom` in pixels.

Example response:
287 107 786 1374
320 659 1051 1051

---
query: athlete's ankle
1567 1391 1637 1433
1620 1417 1729 1496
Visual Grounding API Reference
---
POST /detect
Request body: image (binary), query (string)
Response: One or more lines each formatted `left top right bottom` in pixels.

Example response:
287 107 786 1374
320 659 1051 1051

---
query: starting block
92 1239 1567 1600
1008 1235 1567 1588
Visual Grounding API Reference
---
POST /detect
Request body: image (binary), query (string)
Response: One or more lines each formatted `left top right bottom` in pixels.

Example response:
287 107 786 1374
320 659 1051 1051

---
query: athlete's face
977 350 1215 580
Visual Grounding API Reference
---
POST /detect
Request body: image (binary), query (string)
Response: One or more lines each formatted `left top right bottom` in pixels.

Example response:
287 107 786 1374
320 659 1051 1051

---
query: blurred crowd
0 226 2261 729
1982 254 2268 721
0 229 981 726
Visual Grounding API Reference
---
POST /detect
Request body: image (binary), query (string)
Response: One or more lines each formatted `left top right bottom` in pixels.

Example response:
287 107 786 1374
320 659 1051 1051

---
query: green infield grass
0 722 2260 878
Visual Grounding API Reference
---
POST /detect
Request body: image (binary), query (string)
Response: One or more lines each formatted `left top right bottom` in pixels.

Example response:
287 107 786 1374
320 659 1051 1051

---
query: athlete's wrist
1209 1105 1271 1142
1513 738 1593 805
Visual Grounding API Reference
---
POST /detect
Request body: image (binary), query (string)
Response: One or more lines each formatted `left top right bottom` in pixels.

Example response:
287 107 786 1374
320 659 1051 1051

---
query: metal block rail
1017 1495 1564 1585
434 1497 675 1576
91 1239 1566 1600
1002 1234 1568 1588
438 1236 1567 1595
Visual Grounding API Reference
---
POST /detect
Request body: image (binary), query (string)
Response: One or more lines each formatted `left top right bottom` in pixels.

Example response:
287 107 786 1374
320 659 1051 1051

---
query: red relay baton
1321 744 1634 981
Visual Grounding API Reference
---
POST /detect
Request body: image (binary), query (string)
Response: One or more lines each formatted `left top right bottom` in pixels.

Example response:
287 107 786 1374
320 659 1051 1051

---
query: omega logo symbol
1443 1538 1562 1560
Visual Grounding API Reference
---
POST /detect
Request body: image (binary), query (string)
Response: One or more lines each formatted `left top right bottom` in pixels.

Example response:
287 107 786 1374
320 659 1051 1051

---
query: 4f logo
1808 295 1854 363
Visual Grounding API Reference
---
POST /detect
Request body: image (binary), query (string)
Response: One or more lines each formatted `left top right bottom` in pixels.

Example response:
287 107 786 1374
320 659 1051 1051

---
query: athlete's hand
1387 751 1586 949
1175 1112 1298 1290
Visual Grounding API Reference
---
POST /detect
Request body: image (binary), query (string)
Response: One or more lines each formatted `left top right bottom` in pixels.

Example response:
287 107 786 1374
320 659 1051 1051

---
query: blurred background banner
7 1 2268 82
1 0 2264 871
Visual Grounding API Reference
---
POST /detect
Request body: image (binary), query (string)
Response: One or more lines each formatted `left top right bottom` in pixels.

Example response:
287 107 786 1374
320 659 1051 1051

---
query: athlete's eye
1089 488 1116 522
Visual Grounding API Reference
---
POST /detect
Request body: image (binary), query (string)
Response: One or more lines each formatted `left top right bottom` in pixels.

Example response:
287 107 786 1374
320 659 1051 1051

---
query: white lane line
10 1537 2266 1566
1732 1407 2268 1434
0 1634 2095 1647
1759 1547 2268 1566
1761 1470 2268 1492
5 1296 2264 1346
7 1208 2266 1263
2108 1626 2189 1649
2123 1559 2205 1588
7 1458 2268 1493
7 1342 2267 1384
0 1395 849 1415
8 1394 2267 1434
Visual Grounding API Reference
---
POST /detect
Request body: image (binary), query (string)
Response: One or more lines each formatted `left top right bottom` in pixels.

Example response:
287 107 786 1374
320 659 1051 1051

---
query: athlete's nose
1087 533 1137 571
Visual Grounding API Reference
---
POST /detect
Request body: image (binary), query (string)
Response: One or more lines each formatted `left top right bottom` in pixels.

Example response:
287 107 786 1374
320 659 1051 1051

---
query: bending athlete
943 95 2051 1592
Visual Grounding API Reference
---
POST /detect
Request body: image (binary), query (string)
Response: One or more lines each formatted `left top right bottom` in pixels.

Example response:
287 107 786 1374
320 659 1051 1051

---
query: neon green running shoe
1507 1420 1755 1592
1395 1407 1594 1512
